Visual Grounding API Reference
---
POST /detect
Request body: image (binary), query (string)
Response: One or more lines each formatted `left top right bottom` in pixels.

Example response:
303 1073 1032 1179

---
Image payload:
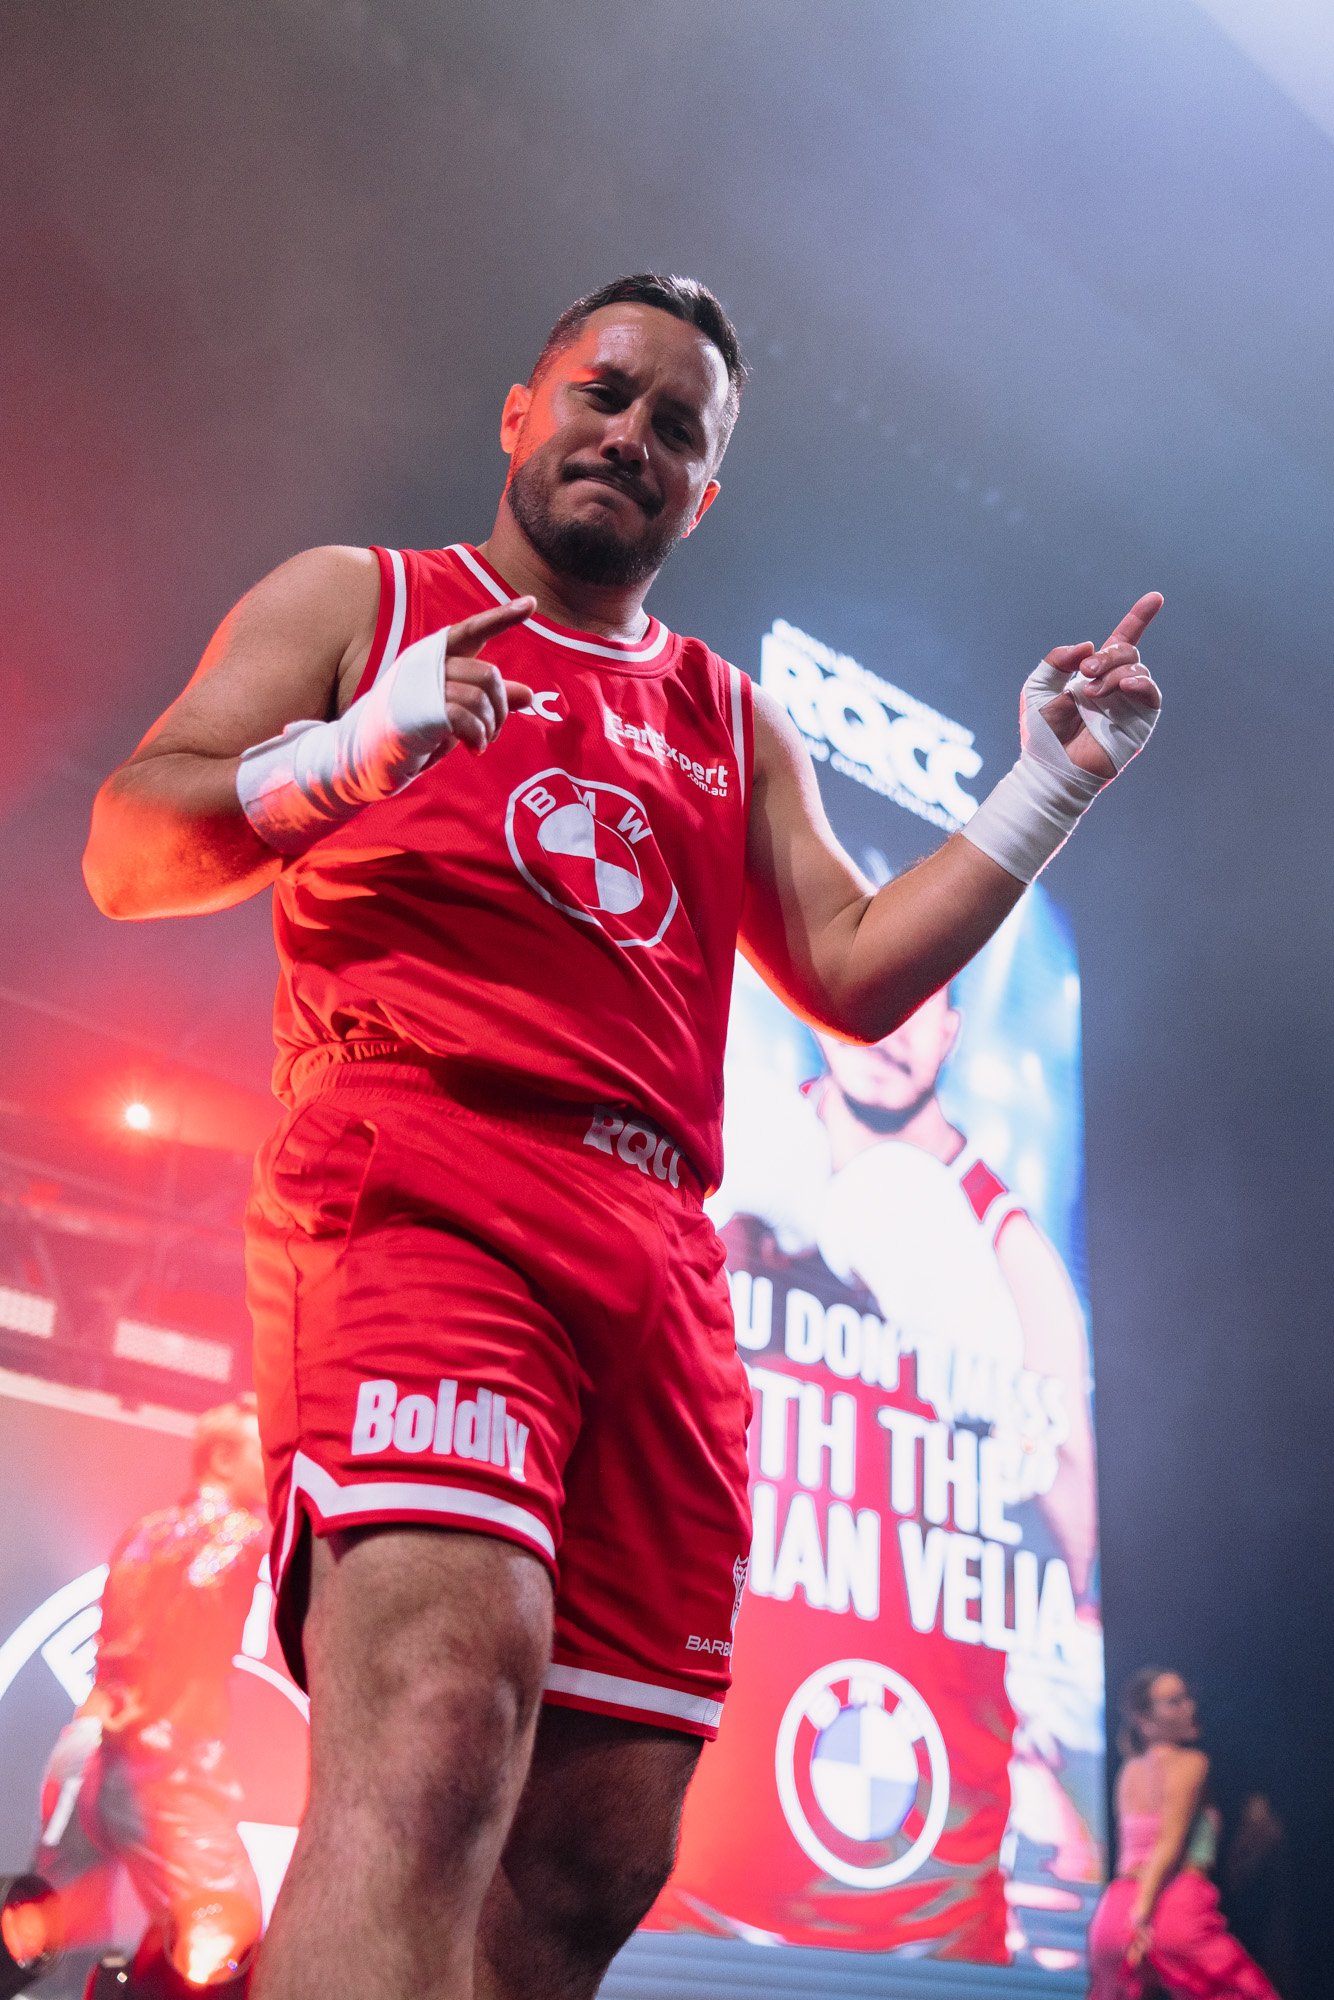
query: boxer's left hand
960 589 1165 881
1038 592 1164 781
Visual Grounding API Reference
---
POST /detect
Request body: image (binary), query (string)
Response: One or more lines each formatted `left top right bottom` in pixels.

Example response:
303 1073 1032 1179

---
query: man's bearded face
506 434 683 588
503 304 729 590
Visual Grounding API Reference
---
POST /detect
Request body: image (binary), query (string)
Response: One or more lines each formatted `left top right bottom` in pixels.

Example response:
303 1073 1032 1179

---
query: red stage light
123 1100 153 1132
180 1922 246 1987
0 1874 60 1983
0 1897 48 1967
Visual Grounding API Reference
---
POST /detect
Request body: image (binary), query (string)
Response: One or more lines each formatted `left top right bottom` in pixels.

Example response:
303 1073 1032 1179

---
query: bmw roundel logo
774 1658 951 1888
505 768 679 948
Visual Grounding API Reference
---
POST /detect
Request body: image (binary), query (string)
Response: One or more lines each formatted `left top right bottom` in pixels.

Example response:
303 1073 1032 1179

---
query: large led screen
641 620 1106 1988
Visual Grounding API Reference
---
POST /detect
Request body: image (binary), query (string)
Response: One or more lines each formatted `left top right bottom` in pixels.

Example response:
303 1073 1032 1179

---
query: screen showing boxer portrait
646 620 1105 1978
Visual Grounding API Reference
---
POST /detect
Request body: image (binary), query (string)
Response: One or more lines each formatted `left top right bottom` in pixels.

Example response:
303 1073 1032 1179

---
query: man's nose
599 404 652 466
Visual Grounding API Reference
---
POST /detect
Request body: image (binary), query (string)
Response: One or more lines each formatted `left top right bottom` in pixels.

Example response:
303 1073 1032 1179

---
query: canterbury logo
517 691 563 722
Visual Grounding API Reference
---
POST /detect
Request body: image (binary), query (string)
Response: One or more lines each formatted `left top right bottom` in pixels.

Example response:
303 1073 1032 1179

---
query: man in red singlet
83 272 1162 2000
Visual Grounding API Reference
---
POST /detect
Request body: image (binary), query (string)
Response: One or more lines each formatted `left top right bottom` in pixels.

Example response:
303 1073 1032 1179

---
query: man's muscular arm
740 595 1162 1038
741 705 1022 1036
84 547 380 919
84 548 535 921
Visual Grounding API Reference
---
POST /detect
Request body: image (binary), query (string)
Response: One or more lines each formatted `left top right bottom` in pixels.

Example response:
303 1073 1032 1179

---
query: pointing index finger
447 595 537 656
1102 591 1164 651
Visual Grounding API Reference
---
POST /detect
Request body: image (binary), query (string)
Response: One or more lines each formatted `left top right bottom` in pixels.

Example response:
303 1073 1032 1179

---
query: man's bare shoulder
749 680 803 766
117 543 383 772
237 543 380 635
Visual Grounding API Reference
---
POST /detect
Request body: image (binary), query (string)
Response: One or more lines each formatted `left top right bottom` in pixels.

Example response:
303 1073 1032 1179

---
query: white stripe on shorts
543 1661 723 1731
280 1450 556 1579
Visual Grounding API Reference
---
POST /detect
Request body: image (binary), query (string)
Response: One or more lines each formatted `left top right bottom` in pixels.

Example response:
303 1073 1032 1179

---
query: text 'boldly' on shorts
350 1377 530 1480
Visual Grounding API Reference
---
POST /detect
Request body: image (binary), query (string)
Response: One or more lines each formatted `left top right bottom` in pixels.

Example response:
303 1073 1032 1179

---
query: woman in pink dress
1089 1668 1281 1998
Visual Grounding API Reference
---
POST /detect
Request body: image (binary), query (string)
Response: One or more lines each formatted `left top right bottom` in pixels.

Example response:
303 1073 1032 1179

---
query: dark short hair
531 272 748 451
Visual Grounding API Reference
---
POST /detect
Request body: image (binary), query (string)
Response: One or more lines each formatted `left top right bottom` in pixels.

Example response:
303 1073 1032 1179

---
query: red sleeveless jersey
270 543 753 1188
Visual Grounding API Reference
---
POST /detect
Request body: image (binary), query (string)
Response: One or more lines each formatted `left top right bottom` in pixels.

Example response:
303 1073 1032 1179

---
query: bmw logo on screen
775 1659 951 1888
0 1567 109 1713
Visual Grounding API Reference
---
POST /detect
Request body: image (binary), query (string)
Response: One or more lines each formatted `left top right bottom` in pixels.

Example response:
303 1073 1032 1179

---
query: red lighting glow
123 1100 153 1132
1 1895 50 1967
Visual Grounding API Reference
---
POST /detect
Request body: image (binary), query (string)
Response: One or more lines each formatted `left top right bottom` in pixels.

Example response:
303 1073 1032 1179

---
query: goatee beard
506 461 679 589
840 1086 932 1136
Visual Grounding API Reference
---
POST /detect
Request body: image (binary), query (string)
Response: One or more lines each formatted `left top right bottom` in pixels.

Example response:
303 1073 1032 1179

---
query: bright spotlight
182 1921 246 1986
123 1101 154 1132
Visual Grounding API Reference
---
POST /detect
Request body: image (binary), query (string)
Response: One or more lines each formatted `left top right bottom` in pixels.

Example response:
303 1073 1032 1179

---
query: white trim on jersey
278 1450 557 1581
543 1662 724 1731
448 543 671 664
381 547 407 676
727 663 748 802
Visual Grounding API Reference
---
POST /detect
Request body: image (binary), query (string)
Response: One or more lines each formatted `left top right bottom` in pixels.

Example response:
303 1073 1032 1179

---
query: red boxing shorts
245 1048 752 1739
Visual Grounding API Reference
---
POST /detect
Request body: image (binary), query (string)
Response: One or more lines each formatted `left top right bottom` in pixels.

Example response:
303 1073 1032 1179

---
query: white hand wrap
235 627 453 855
960 656 1158 883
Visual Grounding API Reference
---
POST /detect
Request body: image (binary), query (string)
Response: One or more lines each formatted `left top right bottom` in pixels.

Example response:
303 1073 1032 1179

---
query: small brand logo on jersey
687 1634 732 1657
505 768 679 949
582 1111 681 1188
774 1659 951 1889
602 706 730 798
350 1377 530 1481
517 691 563 722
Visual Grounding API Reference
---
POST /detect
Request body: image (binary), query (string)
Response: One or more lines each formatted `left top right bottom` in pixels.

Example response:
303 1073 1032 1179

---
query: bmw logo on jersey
505 766 679 949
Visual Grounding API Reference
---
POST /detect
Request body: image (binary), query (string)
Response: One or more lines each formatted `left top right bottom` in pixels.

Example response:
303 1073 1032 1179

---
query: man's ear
682 479 721 539
500 383 531 457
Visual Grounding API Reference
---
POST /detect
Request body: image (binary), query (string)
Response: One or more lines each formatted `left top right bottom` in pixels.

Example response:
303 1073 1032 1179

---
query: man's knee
496 1711 701 1955
300 1525 554 1860
526 1822 674 1952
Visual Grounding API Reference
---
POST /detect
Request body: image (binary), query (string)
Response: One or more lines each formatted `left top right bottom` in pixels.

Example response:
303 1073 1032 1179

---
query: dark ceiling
3 0 1332 1952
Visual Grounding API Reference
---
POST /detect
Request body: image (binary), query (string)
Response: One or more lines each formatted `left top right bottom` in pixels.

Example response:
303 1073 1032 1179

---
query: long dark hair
1118 1664 1171 1758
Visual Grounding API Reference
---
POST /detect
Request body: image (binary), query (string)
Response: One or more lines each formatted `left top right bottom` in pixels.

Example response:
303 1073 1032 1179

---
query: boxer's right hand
436 598 536 756
236 593 537 853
